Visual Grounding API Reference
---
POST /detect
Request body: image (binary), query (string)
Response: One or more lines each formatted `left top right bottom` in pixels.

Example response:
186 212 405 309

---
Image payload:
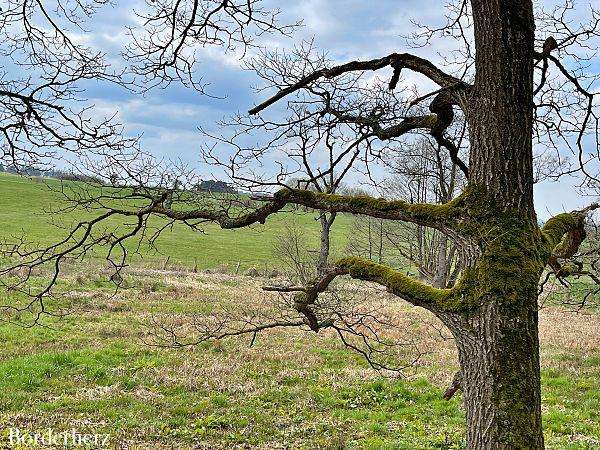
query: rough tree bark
453 1 544 447
317 212 336 276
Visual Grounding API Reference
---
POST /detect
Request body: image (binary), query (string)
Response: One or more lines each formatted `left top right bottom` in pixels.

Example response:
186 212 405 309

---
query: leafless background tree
348 136 468 288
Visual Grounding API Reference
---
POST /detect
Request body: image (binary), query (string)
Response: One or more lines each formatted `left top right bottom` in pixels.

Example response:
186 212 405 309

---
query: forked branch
248 53 469 115
267 255 471 331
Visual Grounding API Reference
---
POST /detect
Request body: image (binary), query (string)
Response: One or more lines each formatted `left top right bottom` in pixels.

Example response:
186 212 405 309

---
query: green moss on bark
452 186 548 306
274 187 468 225
541 213 581 251
332 185 553 311
284 184 575 312
335 256 453 307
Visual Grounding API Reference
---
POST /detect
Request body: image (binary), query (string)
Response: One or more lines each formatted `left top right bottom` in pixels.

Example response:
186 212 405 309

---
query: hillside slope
0 172 351 271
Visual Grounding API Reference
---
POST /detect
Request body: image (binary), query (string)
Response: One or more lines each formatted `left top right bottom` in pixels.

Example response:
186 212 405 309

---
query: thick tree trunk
456 2 544 447
468 0 536 213
449 295 544 449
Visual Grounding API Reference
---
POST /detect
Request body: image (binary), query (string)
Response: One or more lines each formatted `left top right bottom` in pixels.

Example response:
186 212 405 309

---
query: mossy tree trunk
456 1 544 447
446 291 544 448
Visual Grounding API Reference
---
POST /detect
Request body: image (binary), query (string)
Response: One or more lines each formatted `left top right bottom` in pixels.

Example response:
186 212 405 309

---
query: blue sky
76 0 599 220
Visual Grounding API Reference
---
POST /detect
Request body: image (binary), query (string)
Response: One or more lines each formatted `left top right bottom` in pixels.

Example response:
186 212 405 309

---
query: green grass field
0 269 598 449
0 172 351 272
0 173 599 449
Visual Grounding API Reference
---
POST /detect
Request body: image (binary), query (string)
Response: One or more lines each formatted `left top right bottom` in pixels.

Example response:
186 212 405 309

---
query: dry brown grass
0 267 598 448
73 268 600 388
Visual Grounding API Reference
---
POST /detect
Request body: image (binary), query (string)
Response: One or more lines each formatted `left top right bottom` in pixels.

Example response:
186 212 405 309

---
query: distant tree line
0 163 103 183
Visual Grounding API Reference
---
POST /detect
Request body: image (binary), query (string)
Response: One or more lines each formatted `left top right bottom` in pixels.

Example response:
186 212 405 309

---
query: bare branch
248 53 469 115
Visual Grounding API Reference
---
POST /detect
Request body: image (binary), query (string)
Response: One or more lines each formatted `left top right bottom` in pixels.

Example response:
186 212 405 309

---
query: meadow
0 172 598 449
0 172 351 272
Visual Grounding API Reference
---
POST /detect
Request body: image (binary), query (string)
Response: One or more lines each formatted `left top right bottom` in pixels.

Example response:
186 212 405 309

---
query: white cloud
42 0 599 213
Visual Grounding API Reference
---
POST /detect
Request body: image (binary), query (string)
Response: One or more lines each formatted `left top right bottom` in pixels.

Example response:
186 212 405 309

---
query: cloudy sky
77 0 599 220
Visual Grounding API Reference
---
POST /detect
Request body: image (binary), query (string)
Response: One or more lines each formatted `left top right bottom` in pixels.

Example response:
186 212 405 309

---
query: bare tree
0 0 138 170
348 137 468 288
347 214 389 265
272 218 317 284
2 1 600 448
200 42 380 276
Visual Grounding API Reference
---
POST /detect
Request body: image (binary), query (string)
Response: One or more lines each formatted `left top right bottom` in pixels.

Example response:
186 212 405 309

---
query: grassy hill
0 173 598 448
0 172 352 271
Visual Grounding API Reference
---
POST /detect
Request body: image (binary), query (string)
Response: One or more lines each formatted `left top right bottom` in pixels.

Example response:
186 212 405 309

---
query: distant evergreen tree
196 180 236 193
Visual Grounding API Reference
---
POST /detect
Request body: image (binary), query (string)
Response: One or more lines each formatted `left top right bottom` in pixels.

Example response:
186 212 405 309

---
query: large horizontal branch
148 194 289 229
325 257 453 308
248 53 468 115
150 188 466 231
267 256 468 330
1 186 470 310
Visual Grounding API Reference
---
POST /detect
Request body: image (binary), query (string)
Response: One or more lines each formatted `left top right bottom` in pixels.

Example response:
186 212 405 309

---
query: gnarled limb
248 53 469 115
542 203 599 275
149 187 467 231
330 257 454 309
247 50 470 180
322 90 469 177
542 203 599 254
266 255 475 332
324 109 438 141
